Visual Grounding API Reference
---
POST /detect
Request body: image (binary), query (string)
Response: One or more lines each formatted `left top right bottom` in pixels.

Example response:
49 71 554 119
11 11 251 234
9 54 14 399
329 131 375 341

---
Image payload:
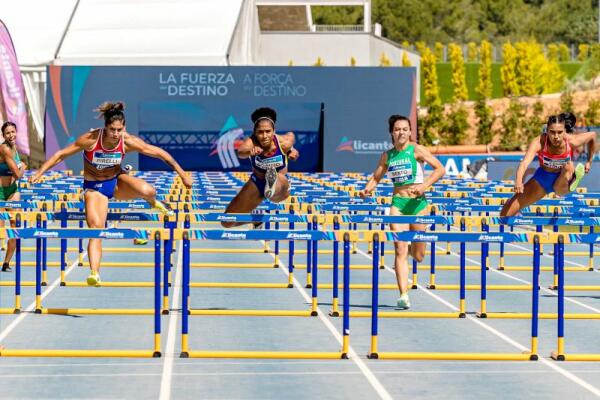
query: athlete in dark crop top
0 122 27 272
30 102 192 286
221 107 299 228
501 112 596 217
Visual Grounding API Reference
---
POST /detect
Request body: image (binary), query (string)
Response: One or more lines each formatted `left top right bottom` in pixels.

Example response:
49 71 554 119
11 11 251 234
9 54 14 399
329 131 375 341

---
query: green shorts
0 183 18 201
391 196 428 215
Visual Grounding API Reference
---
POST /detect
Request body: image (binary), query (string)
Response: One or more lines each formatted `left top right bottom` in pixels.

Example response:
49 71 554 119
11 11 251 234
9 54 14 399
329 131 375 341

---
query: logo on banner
335 137 392 154
209 116 245 169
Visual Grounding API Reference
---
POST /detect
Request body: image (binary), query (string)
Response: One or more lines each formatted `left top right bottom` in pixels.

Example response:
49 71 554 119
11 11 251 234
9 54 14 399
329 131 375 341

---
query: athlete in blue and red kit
30 102 192 286
501 112 596 216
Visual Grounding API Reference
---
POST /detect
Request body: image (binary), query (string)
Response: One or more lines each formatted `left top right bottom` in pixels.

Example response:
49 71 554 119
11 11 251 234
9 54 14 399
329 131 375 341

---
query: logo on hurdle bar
412 233 439 241
33 230 59 238
564 219 585 225
477 234 505 242
513 218 534 224
286 233 313 240
363 217 384 223
121 215 142 221
221 232 247 239
99 231 126 239
270 216 290 222
217 215 237 221
415 217 436 224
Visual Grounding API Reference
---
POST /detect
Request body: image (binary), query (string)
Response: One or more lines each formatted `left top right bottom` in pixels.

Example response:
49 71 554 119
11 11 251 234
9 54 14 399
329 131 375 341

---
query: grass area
422 62 583 103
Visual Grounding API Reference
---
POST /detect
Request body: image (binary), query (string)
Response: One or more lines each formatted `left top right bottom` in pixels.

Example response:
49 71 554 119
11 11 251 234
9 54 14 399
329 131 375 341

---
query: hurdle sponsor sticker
66 213 86 220
415 217 436 224
455 206 473 211
411 233 439 241
363 216 384 223
220 232 247 239
286 232 313 240
121 215 143 221
513 218 534 225
332 205 349 211
477 234 505 242
206 197 221 201
99 231 125 239
33 230 59 238
217 215 238 222
564 219 585 225
270 216 290 222
129 203 146 209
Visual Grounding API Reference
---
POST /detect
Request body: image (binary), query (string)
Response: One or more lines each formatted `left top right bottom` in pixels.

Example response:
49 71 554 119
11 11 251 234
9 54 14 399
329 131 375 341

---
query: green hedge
422 63 583 103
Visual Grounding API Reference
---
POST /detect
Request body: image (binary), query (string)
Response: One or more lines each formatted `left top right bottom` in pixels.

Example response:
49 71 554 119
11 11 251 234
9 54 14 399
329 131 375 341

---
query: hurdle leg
551 236 565 361
180 232 191 358
153 232 162 357
368 235 380 359
330 219 340 317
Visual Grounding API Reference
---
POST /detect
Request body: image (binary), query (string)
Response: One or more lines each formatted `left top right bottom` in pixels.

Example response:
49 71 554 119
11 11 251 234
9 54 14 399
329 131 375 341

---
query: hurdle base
476 312 487 318
548 285 558 290
459 312 466 318
373 352 536 361
367 353 379 359
181 350 345 359
0 349 159 358
306 284 312 289
427 284 436 289
341 353 348 359
329 310 340 317
153 351 161 358
273 264 279 268
411 284 418 289
180 351 189 358
41 282 47 287
551 351 565 361
161 309 170 315
60 282 66 286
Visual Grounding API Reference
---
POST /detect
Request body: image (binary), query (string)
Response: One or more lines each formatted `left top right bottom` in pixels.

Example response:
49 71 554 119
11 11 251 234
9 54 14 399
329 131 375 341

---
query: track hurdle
367 231 540 361
179 229 351 359
552 234 600 361
0 228 163 358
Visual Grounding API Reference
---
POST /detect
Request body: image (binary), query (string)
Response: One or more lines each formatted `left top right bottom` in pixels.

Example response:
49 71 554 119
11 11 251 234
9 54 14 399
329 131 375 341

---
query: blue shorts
530 167 560 194
83 176 118 199
250 173 266 198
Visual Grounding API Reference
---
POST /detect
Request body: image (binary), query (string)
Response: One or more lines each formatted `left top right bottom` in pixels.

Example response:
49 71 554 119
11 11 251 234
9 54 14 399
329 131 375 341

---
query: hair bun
251 107 277 125
560 112 576 132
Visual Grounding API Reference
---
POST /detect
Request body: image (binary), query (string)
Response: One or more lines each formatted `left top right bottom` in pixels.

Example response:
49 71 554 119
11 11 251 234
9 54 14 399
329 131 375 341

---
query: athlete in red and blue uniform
501 112 596 216
221 107 299 228
30 102 192 286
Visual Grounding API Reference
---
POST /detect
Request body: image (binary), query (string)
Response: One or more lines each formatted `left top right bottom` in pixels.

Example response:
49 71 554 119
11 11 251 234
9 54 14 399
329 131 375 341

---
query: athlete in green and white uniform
360 115 445 309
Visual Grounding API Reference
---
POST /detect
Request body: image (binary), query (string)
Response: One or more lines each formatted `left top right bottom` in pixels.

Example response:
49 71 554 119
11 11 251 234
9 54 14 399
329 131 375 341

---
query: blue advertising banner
45 66 416 172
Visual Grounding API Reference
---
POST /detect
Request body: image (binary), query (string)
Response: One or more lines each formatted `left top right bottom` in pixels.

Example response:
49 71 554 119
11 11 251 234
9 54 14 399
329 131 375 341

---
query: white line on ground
158 240 184 400
266 241 393 400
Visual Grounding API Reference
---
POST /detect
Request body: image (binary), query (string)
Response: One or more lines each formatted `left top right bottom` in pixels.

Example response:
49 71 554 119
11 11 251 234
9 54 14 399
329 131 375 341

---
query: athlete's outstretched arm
360 152 388 198
236 137 259 159
278 132 299 161
29 131 97 183
515 137 542 194
125 134 192 188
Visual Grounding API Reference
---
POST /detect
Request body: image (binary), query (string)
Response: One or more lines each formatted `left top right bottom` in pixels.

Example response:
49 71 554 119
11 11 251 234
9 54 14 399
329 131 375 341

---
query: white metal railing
312 24 364 32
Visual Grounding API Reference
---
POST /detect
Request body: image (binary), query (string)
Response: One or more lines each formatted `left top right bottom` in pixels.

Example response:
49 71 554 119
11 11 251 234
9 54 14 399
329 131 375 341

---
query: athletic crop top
250 135 288 174
386 144 424 187
83 129 125 178
537 135 572 169
0 145 21 177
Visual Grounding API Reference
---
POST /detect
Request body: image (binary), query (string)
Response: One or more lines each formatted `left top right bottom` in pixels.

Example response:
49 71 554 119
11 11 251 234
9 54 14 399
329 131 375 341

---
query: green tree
379 52 392 66
522 101 545 143
501 42 519 96
578 44 590 61
585 99 600 126
475 99 494 144
498 99 524 151
467 42 478 62
420 47 443 145
558 43 570 62
477 40 493 99
560 91 574 114
443 105 469 145
448 43 468 101
434 42 444 61
516 42 536 96
547 43 559 62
